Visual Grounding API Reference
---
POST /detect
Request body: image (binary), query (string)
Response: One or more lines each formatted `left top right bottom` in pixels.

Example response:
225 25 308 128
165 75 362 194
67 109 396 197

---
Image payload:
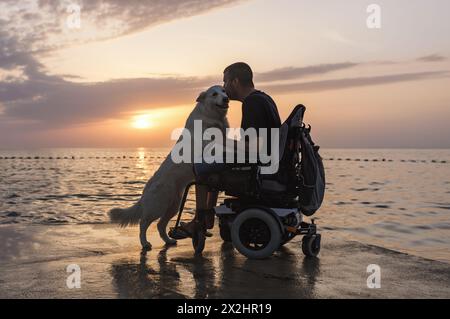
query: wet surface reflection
111 242 321 299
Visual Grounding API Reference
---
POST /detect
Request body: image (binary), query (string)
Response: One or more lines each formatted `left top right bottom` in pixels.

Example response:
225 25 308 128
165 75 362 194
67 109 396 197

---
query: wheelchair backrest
278 104 306 166
285 104 306 128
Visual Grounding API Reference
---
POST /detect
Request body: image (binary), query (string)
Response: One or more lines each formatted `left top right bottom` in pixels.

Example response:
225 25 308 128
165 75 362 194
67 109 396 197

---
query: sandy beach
1 223 449 299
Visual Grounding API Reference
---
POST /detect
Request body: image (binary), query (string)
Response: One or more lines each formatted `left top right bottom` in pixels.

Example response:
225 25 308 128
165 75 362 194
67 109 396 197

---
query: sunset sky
1 0 449 149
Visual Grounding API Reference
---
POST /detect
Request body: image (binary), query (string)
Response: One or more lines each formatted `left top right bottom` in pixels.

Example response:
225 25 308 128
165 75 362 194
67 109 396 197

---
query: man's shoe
168 222 194 240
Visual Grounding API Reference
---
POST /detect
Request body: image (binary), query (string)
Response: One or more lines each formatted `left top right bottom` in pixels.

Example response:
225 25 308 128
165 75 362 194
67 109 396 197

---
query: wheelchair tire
302 234 321 257
231 208 282 259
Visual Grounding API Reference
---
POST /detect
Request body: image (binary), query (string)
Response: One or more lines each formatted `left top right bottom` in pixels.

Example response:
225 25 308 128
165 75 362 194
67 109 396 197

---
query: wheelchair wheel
192 222 206 255
231 208 282 259
302 234 321 257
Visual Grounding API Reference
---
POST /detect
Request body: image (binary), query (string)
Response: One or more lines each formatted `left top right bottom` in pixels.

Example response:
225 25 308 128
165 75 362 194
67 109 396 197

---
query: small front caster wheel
302 234 321 257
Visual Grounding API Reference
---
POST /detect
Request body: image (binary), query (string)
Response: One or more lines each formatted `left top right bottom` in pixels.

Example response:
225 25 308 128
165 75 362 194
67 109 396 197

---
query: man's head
223 62 254 101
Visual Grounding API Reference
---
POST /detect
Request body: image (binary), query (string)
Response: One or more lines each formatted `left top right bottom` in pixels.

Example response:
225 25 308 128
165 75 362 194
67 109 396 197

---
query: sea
1 148 449 262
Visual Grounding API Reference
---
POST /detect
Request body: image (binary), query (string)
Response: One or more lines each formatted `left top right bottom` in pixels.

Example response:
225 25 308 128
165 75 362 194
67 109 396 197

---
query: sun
132 115 153 129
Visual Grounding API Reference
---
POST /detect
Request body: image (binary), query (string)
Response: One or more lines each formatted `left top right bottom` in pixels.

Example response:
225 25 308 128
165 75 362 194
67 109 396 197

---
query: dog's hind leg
140 217 157 250
157 211 178 246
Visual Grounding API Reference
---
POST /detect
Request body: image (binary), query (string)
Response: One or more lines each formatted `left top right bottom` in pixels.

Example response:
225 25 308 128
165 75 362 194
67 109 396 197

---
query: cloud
0 0 244 128
1 1 449 133
417 54 447 62
0 21 214 126
3 68 448 130
2 75 215 127
264 71 449 94
2 22 448 130
0 0 246 55
255 62 359 82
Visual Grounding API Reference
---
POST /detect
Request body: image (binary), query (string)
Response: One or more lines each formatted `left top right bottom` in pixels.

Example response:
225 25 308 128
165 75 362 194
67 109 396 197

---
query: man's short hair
224 62 254 87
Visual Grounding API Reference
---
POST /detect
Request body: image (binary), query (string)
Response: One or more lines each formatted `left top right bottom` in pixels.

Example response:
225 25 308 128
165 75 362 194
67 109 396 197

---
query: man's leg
176 184 215 236
197 185 218 229
195 184 210 210
173 162 223 237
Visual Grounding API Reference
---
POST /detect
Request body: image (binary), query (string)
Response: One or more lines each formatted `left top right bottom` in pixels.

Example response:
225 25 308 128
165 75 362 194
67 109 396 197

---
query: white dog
109 85 229 249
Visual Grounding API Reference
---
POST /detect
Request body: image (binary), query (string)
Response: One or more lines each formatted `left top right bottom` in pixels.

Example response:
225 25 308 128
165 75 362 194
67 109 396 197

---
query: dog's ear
196 91 207 103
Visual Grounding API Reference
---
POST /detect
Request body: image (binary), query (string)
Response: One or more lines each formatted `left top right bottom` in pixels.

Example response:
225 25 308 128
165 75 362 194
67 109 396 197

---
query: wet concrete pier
0 224 449 298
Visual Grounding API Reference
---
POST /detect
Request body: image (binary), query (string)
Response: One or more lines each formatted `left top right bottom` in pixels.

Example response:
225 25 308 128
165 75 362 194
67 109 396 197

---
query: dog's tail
109 201 143 227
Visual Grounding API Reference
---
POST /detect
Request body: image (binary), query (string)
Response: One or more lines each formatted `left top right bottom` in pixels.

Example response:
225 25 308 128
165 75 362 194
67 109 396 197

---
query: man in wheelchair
173 62 282 240
169 63 324 258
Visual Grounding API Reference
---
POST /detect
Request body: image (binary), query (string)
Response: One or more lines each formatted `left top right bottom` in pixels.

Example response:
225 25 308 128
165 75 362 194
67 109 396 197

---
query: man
175 62 281 238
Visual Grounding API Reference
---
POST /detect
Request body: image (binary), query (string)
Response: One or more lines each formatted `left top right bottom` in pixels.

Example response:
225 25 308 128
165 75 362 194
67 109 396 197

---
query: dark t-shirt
241 90 281 155
241 90 281 130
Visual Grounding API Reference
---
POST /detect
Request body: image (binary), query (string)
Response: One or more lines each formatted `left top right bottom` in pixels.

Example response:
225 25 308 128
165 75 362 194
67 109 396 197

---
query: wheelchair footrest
286 221 317 236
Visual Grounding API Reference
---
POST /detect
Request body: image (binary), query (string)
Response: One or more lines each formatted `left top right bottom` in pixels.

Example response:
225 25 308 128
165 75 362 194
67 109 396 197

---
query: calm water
1 148 449 262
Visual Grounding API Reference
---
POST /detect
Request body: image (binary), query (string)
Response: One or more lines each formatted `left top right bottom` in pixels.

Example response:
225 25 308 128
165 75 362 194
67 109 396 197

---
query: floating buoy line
0 156 447 164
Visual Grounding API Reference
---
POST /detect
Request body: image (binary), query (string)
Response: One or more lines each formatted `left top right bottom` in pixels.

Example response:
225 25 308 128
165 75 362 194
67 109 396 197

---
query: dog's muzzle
216 102 229 109
217 97 229 109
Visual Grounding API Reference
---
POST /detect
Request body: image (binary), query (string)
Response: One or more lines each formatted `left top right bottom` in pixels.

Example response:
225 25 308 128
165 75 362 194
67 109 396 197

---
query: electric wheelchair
169 104 324 259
